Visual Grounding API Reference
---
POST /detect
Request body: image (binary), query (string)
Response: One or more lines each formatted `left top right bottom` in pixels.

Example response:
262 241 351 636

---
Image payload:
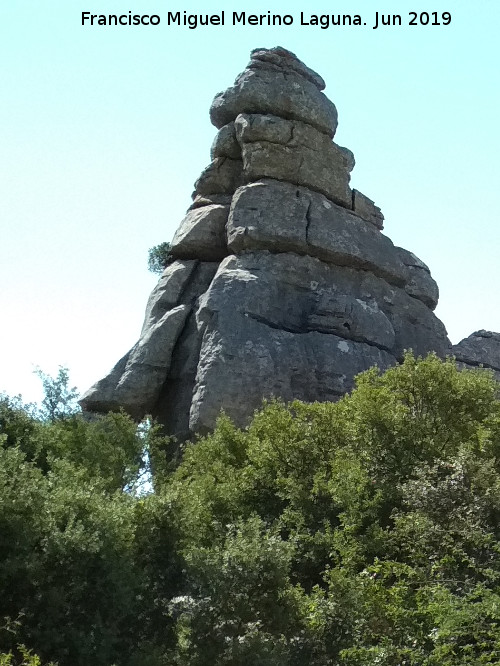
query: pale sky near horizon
1 0 499 405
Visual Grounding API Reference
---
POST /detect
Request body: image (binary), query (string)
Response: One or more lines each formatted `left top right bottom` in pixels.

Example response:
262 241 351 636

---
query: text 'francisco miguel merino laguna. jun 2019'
80 10 452 29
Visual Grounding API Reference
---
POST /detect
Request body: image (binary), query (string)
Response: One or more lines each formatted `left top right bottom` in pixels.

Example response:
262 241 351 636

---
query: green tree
0 644 56 666
34 367 79 422
3 353 500 665
147 242 171 275
162 353 500 664
0 388 173 665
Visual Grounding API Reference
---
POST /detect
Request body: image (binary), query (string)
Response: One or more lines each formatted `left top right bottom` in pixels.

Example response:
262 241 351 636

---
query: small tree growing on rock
147 242 171 275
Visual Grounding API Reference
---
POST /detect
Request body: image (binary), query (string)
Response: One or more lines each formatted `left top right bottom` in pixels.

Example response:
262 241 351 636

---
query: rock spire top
210 46 338 137
248 46 327 89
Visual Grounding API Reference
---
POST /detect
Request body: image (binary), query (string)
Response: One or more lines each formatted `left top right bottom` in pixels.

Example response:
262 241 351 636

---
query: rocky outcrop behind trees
453 331 500 382
81 46 459 441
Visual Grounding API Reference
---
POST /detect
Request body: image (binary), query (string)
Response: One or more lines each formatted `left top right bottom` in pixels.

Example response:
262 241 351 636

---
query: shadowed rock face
453 331 500 381
80 46 454 441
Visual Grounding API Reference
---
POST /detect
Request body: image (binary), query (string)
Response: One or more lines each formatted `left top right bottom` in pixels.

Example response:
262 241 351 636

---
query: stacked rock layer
81 47 453 441
452 331 500 382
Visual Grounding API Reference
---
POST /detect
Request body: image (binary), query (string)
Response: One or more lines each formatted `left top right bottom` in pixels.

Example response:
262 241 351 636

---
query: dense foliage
147 242 172 275
2 354 500 664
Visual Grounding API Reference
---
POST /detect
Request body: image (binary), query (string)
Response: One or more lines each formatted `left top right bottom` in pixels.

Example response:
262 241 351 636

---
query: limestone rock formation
453 330 500 381
80 47 452 440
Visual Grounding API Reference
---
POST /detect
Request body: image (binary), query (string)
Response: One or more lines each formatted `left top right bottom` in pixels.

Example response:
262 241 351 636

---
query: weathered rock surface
396 247 439 311
249 46 326 89
171 204 229 261
81 46 454 442
210 49 338 137
453 331 500 374
189 193 232 210
194 157 244 196
197 253 449 361
211 122 240 160
82 304 189 420
235 114 353 206
227 179 408 287
82 260 218 420
190 311 396 435
353 190 384 230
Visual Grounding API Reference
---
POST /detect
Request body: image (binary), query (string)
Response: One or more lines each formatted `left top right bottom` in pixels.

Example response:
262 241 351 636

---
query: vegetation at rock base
3 354 500 664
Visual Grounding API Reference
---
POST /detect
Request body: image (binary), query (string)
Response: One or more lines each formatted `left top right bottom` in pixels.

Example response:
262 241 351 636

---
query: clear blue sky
1 0 499 404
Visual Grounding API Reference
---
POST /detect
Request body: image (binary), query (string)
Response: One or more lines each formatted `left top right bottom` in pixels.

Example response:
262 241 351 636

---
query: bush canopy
2 353 500 665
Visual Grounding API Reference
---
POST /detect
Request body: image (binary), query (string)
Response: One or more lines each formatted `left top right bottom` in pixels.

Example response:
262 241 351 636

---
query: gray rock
453 330 500 371
307 206 405 287
396 247 439 310
227 179 408 287
81 46 454 444
308 293 395 350
211 122 241 160
352 190 384 230
210 67 338 138
385 294 450 360
227 179 310 254
194 157 244 196
249 46 326 90
190 308 397 433
153 262 219 440
79 351 131 415
235 114 352 207
80 305 189 419
235 112 295 144
396 247 430 272
338 146 356 173
153 312 206 442
171 204 229 261
198 252 450 362
141 260 198 335
189 193 233 210
80 261 219 422
456 362 500 383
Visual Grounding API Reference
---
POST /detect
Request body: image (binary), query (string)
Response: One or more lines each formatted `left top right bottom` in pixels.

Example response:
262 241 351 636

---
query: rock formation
452 331 500 381
81 46 459 440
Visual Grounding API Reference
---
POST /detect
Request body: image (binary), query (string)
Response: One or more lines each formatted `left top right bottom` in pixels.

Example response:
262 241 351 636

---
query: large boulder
81 260 218 419
235 114 353 206
453 330 500 379
396 247 439 310
81 47 452 442
210 51 338 137
227 179 408 288
197 253 449 362
194 157 244 196
190 309 396 434
171 204 229 261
